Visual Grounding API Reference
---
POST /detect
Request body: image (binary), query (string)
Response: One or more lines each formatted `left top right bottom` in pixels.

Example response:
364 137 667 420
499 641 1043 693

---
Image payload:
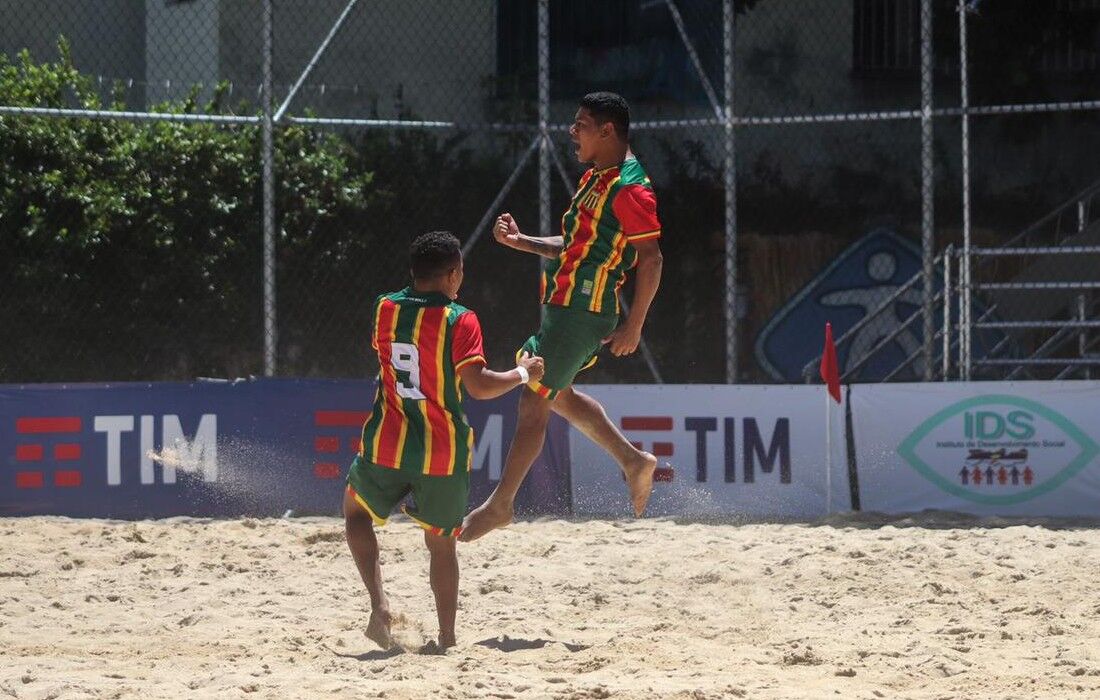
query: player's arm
605 239 663 356
604 185 664 357
458 353 545 400
452 311 545 399
493 213 563 260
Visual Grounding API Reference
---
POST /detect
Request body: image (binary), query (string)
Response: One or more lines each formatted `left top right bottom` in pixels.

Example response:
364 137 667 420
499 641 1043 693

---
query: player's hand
518 351 545 383
603 323 642 357
493 213 523 249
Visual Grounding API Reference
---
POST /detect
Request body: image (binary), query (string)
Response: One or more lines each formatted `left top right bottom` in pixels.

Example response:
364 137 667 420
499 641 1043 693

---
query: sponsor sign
569 385 843 519
0 379 569 519
852 382 1100 515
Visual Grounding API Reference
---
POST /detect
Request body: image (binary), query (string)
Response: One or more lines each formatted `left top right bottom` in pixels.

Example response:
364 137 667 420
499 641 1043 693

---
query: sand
2 514 1100 699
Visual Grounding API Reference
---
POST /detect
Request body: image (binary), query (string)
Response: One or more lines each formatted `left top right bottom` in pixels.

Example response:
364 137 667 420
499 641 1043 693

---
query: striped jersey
360 288 487 476
542 157 661 315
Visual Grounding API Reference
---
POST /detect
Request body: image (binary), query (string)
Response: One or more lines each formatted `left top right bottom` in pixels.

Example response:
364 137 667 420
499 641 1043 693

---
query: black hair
579 91 630 140
410 231 461 280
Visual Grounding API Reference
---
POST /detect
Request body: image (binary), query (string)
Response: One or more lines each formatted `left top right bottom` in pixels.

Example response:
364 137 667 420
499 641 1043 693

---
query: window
1039 0 1100 74
852 0 920 77
496 0 721 105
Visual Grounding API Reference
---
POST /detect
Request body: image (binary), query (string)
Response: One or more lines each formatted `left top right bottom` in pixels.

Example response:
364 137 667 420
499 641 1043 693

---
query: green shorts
346 456 469 537
519 304 619 401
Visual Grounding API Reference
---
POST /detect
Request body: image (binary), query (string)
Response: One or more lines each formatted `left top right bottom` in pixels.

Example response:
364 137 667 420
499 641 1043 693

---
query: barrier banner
0 379 570 519
569 385 845 519
850 381 1100 516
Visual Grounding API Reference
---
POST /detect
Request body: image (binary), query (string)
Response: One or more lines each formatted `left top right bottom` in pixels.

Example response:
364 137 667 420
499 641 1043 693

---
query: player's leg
463 305 626 541
552 386 656 516
343 487 392 649
460 388 552 541
424 531 459 649
403 469 468 649
344 456 409 650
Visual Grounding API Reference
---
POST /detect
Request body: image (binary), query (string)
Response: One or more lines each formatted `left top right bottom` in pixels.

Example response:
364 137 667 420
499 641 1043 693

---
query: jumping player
343 231 545 651
461 92 664 542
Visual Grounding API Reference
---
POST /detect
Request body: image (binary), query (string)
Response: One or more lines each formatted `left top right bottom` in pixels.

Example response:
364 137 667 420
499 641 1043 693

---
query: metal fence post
261 0 277 376
1079 294 1089 380
723 0 738 383
537 0 550 311
920 0 935 381
943 245 952 380
959 0 973 381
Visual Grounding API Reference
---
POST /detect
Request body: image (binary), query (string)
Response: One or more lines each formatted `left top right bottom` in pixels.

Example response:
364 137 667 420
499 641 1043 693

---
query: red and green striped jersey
542 157 661 315
360 288 487 476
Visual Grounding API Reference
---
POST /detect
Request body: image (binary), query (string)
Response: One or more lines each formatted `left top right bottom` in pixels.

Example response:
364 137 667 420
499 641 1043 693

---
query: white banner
568 385 847 519
851 381 1100 516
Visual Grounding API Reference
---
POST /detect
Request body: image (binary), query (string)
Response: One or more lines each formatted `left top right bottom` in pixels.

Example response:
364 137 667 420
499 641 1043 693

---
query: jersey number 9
391 342 427 400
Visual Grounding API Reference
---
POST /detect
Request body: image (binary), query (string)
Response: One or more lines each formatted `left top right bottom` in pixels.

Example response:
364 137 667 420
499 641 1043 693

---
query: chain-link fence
2 0 1099 385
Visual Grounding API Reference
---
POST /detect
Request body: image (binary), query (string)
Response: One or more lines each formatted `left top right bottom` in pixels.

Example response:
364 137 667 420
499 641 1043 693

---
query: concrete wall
218 0 496 121
145 0 220 106
0 0 146 106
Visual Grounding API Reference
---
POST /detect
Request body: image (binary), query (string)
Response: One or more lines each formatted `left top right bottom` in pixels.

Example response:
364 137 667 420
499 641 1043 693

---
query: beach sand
2 514 1100 699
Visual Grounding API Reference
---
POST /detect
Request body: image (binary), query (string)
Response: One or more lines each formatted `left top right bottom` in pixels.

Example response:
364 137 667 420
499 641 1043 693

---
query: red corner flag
820 322 841 404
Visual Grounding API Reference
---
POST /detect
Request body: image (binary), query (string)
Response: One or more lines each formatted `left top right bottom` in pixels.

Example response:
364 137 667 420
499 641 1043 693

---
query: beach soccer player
461 91 664 542
343 231 545 650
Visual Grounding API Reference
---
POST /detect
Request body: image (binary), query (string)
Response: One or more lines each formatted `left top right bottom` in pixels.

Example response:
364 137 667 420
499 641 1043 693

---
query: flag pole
820 321 840 516
826 390 833 515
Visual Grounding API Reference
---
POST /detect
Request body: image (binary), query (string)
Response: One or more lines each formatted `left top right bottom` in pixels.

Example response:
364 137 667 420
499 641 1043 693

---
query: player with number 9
343 231 544 652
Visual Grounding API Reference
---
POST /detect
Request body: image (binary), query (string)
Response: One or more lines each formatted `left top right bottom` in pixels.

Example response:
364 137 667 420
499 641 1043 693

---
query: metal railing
960 179 1100 379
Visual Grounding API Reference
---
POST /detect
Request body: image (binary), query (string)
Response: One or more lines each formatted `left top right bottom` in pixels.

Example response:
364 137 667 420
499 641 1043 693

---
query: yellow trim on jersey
407 308 431 476
625 229 662 242
454 354 486 372
550 193 588 303
371 301 402 459
591 230 630 313
464 426 475 472
564 175 620 307
431 311 458 476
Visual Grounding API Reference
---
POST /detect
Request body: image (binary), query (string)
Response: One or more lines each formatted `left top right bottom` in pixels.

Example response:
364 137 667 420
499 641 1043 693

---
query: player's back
360 287 486 477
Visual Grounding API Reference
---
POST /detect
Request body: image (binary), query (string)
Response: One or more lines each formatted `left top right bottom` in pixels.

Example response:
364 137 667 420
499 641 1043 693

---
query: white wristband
515 365 530 384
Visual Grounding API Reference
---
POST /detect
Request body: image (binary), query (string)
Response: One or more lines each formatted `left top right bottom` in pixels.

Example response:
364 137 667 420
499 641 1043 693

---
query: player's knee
342 492 373 529
550 387 576 414
424 531 457 555
518 389 552 425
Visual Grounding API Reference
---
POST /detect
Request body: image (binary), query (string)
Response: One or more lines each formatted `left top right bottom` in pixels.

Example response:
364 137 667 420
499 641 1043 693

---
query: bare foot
438 632 456 649
458 499 514 542
623 451 657 517
365 608 393 650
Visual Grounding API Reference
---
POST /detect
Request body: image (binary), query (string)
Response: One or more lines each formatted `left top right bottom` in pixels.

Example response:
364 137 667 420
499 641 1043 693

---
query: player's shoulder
372 290 401 310
445 301 478 324
616 158 653 189
378 287 410 303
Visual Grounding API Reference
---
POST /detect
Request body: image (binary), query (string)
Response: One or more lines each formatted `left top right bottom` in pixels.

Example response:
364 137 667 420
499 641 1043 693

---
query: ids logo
898 395 1099 505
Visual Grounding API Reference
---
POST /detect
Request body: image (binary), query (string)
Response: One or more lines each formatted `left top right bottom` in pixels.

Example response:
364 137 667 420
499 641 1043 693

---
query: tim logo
313 411 369 480
13 417 84 489
12 414 217 489
898 396 1098 505
620 415 791 484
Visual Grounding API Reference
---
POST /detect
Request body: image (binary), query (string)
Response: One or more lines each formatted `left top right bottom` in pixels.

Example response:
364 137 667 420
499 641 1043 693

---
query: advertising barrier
7 378 1098 520
0 379 570 519
850 381 1100 516
569 385 845 519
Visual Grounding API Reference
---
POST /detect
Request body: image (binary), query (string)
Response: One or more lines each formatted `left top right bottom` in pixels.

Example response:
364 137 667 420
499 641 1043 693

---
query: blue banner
0 379 570 519
755 228 1005 382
